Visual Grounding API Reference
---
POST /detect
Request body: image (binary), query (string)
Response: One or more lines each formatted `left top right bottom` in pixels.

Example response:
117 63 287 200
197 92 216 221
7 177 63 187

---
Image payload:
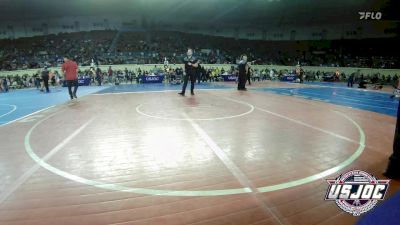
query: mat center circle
136 98 254 121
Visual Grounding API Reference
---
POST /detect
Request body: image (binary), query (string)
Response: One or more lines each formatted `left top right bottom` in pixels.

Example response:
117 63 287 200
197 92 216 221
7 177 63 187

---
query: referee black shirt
184 56 198 76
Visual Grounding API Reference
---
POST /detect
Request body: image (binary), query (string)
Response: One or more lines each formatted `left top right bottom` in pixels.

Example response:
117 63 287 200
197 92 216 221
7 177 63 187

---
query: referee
179 48 198 96
237 55 249 91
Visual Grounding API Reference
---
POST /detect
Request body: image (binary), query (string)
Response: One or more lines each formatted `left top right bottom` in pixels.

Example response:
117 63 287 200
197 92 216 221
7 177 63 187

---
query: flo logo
359 12 382 20
325 170 390 216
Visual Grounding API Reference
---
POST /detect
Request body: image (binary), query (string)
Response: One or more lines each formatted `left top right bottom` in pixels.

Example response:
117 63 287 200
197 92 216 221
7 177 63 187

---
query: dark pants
197 73 203 84
35 78 41 89
42 76 49 92
66 80 78 99
247 75 251 85
96 76 102 86
181 74 195 94
238 73 246 90
347 79 354 87
3 82 8 92
358 81 367 89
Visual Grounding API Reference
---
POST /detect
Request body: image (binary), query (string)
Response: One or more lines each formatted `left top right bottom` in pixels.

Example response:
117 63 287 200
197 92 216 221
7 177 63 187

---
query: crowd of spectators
0 30 116 71
1 64 398 93
1 30 399 72
0 30 399 92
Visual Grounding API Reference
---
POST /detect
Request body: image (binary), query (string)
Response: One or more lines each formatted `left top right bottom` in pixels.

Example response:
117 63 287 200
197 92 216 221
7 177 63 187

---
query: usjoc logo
359 12 382 20
325 170 390 216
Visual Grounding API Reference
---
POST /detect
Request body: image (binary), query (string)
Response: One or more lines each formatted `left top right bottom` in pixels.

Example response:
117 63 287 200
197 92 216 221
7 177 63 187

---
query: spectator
108 66 113 84
347 73 354 87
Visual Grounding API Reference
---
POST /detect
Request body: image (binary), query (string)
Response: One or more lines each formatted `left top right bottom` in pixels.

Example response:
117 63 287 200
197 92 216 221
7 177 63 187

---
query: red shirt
62 60 78 81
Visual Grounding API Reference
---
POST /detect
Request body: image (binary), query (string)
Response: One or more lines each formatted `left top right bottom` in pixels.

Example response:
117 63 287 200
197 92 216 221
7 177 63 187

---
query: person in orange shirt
61 56 79 100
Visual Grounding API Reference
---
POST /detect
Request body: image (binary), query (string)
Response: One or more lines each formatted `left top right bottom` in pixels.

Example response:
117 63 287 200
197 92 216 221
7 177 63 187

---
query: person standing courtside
95 67 102 86
237 55 249 91
41 66 50 93
347 73 354 87
61 56 79 100
296 64 304 83
179 48 198 96
247 67 252 86
108 66 113 85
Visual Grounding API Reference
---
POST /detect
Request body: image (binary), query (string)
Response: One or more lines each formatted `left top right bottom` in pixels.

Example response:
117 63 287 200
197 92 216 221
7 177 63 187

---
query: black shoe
191 92 195 95
178 92 185 96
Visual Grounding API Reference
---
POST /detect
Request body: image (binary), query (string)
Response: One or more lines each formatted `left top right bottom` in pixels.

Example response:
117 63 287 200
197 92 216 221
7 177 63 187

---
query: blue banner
140 75 164 83
281 74 297 81
222 75 237 82
63 78 91 87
